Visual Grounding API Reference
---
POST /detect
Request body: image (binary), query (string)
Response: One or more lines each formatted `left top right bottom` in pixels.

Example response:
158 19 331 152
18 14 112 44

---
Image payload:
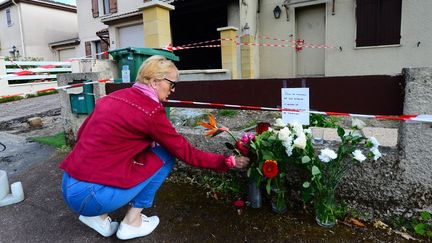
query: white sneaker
116 214 160 240
79 215 119 237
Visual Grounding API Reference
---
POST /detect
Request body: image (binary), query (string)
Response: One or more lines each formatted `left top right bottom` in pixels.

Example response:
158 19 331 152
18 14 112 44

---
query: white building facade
0 0 78 61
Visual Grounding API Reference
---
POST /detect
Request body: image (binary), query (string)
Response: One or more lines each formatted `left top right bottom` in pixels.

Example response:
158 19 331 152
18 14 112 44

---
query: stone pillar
140 1 174 48
57 71 113 146
398 67 432 186
240 34 255 79
217 27 239 79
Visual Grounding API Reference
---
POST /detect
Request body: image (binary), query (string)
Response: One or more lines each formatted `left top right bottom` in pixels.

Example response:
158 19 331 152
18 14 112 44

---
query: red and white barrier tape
3 89 430 123
0 78 113 99
163 44 221 51
1 51 109 79
164 38 335 52
165 99 432 123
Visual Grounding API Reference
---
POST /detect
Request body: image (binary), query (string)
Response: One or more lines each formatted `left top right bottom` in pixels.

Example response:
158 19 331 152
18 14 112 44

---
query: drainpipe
12 0 26 58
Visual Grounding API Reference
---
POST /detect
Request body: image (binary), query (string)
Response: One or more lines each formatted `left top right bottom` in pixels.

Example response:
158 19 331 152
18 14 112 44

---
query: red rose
262 160 278 179
235 140 249 156
256 122 271 135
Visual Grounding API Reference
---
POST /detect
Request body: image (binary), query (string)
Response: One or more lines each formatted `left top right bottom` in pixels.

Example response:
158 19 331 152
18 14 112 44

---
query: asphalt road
0 94 59 175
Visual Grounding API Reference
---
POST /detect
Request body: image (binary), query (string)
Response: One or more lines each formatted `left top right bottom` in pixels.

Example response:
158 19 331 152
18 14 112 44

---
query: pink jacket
60 87 232 188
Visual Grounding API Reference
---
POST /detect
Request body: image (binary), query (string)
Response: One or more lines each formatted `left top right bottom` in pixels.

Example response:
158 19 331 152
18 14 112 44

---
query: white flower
352 149 366 162
318 148 337 163
278 127 292 141
303 128 312 135
368 137 380 149
352 118 366 130
370 147 382 160
283 139 293 156
293 133 307 150
274 118 286 127
289 121 304 136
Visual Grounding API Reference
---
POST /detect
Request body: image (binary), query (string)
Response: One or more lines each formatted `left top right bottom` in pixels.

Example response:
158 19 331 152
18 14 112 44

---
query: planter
271 188 287 214
247 180 262 208
314 189 336 228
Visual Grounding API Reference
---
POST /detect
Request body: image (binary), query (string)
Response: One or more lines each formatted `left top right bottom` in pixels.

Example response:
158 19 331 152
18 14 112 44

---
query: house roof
0 0 76 13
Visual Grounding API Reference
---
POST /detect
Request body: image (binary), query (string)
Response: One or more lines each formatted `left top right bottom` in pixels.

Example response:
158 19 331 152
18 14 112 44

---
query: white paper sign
281 88 310 125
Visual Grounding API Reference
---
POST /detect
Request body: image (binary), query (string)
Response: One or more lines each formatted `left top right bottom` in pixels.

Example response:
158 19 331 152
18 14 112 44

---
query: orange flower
262 160 278 178
197 113 228 137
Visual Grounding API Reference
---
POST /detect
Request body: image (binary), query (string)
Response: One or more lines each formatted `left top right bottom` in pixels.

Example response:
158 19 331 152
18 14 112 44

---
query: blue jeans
61 146 174 216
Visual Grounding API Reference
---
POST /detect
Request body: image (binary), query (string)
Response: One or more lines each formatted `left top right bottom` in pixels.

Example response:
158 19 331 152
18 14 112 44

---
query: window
94 41 102 59
103 0 110 15
356 0 402 47
6 8 12 26
92 0 117 17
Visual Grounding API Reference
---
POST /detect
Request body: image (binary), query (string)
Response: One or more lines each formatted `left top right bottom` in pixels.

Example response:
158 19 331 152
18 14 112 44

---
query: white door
118 24 144 48
296 4 326 77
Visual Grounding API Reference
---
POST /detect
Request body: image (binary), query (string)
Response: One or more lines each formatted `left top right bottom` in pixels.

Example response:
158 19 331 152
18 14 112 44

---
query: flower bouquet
199 115 309 214
296 118 382 227
198 114 382 223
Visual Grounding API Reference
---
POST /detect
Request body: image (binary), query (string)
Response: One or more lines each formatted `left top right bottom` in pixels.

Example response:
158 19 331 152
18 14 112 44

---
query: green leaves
302 156 311 164
413 211 432 239
415 223 426 235
312 166 321 176
337 126 345 138
421 211 431 221
266 179 272 194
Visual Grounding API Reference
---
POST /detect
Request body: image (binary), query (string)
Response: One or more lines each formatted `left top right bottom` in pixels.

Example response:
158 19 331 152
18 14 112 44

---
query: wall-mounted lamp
9 45 19 59
273 6 282 19
283 0 290 21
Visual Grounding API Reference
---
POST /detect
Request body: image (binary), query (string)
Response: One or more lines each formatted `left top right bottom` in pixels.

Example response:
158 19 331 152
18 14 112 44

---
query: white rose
369 137 380 149
352 118 366 130
352 149 366 162
318 148 337 163
274 118 286 127
370 147 382 160
278 127 292 141
289 121 304 136
293 133 307 150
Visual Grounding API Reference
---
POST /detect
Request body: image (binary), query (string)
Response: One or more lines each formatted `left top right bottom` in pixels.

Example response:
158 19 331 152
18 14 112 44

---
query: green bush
310 114 341 128
0 95 23 104
218 109 238 117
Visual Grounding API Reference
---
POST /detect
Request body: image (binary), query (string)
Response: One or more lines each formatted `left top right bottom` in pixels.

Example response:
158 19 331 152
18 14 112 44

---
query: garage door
58 48 77 61
119 24 144 48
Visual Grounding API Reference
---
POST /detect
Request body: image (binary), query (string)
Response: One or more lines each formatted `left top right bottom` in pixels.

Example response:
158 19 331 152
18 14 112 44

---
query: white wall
20 3 78 60
325 0 432 76
258 0 296 78
256 0 432 78
76 0 143 56
0 5 24 57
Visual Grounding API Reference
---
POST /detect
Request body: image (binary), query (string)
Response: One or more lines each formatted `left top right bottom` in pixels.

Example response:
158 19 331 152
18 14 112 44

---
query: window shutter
92 0 99 18
378 0 402 45
356 0 379 47
101 40 109 59
85 41 92 57
109 0 117 13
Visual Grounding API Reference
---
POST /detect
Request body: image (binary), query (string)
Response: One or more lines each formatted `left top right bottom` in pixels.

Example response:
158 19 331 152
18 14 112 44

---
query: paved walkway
0 94 60 124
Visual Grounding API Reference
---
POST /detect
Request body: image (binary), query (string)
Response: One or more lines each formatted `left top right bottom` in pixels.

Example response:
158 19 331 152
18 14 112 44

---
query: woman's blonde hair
136 55 178 84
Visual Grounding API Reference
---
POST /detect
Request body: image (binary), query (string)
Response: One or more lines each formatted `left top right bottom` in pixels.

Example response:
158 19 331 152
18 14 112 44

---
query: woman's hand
234 156 250 169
